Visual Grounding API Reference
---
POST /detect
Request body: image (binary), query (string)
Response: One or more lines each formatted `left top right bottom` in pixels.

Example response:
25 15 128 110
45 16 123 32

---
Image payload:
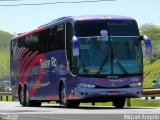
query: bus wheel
60 84 80 108
72 101 80 108
24 87 41 107
20 89 25 106
113 98 125 109
24 87 31 107
60 84 70 108
18 87 22 104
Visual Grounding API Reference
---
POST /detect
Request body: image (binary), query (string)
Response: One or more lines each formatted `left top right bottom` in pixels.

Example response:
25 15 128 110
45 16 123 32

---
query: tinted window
75 20 107 37
38 29 50 52
75 20 139 37
25 33 38 51
38 24 65 53
108 20 139 36
18 37 25 48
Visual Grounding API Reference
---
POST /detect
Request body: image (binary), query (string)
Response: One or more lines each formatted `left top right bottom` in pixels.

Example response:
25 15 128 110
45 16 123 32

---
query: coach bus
10 15 152 108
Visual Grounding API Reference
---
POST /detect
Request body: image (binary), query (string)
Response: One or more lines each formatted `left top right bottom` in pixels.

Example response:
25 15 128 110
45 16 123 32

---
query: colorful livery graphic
10 15 152 108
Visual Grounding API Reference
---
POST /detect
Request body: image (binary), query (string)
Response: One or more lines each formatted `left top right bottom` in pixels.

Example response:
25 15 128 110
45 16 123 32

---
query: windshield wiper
96 55 108 75
96 47 109 75
115 59 128 75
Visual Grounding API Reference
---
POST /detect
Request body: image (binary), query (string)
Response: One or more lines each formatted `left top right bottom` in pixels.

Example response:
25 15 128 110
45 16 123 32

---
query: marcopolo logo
40 57 57 69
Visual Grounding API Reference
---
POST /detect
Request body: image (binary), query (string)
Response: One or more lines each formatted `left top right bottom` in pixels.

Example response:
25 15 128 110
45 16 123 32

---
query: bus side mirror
141 35 152 56
72 36 79 56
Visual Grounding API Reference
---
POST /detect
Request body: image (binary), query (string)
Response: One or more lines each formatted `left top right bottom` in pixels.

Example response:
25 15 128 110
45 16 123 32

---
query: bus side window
49 27 56 51
38 29 50 53
18 37 25 48
56 24 65 50
38 24 65 53
49 24 65 51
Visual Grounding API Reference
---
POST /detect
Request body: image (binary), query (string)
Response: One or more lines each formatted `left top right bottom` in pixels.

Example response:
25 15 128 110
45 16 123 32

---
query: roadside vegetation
0 30 12 92
130 98 160 107
81 98 160 108
143 59 160 88
0 30 12 78
0 96 12 102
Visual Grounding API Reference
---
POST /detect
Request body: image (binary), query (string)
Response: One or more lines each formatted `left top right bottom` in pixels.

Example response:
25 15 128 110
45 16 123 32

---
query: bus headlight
79 83 95 88
129 82 142 87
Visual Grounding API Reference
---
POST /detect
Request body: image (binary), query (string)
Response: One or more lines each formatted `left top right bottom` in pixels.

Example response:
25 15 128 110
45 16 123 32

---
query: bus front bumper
76 86 143 101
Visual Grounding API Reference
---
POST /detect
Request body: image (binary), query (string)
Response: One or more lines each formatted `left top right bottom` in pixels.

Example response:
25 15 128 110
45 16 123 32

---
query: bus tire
60 84 80 108
18 86 22 104
24 86 41 107
72 101 80 108
113 98 125 109
20 88 25 106
60 84 70 108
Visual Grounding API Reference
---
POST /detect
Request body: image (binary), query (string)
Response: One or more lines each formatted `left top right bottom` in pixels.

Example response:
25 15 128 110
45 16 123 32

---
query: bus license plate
107 91 125 96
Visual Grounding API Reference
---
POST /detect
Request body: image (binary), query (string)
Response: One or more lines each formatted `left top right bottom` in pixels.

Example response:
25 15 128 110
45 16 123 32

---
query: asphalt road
0 102 160 120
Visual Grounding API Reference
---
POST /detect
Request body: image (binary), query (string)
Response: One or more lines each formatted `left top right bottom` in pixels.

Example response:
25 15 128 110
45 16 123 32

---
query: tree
0 30 13 48
140 23 160 61
140 23 160 41
0 30 13 79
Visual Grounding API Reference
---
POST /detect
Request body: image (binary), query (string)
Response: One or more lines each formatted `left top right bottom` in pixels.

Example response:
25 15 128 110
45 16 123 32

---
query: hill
143 59 160 88
0 30 13 49
0 30 13 78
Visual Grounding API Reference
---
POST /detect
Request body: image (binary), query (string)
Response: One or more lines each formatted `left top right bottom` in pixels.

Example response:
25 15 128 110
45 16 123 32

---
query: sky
0 0 160 34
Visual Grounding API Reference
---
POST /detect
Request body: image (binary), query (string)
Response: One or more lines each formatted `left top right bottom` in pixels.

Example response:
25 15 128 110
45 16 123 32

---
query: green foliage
0 30 12 79
81 99 160 107
131 99 160 107
1 96 12 102
0 87 4 92
140 23 160 41
143 59 160 88
0 117 6 120
140 23 160 61
0 49 10 77
0 30 13 48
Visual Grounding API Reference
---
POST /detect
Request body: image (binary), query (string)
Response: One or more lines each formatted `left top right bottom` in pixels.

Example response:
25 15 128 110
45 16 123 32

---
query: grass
143 59 160 88
0 49 10 78
130 98 160 107
81 102 113 106
0 118 6 120
0 117 7 120
80 98 160 108
0 96 12 102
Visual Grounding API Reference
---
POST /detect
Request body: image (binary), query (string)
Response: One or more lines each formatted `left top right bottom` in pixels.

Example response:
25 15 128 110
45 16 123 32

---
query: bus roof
14 15 134 39
72 15 134 21
41 15 134 28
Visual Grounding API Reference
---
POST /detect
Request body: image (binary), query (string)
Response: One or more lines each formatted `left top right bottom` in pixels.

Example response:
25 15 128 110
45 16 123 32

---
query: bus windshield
78 36 142 76
75 20 142 76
